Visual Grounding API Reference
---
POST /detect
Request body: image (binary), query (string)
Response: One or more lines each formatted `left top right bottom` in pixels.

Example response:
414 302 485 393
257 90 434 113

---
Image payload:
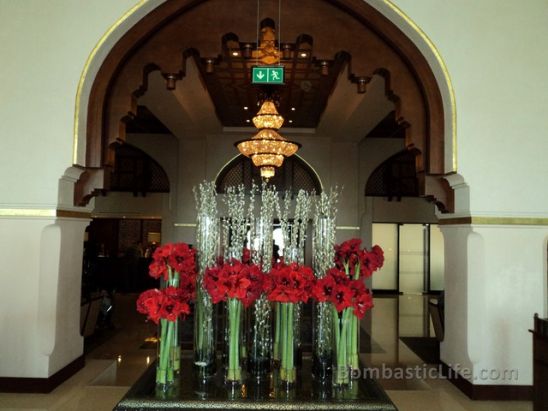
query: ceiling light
235 99 300 179
289 120 293 124
243 106 248 110
252 100 284 129
291 107 296 111
205 59 214 74
232 51 240 57
299 51 308 58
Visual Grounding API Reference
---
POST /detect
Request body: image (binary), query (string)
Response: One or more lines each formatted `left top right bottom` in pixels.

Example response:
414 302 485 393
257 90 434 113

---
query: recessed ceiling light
243 106 248 110
299 52 308 58
232 51 240 57
246 119 250 123
289 120 293 123
291 107 296 111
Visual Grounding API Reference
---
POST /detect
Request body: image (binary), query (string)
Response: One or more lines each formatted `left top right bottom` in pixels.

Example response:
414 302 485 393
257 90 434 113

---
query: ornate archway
74 0 456 211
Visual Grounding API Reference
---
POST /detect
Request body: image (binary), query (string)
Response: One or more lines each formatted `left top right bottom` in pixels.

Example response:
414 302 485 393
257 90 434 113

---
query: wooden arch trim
80 0 449 208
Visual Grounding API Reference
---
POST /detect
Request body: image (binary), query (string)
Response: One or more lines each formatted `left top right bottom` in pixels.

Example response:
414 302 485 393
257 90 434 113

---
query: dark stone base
0 355 85 393
114 357 397 410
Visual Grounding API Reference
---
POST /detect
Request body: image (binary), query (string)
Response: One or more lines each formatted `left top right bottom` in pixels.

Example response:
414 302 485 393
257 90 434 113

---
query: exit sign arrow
252 66 284 85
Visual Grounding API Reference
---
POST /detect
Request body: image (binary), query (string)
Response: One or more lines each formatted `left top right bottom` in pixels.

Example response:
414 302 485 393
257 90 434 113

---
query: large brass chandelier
235 99 300 179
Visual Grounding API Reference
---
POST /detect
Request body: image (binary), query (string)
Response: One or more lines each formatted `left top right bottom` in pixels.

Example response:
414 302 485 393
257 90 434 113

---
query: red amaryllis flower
148 260 168 281
331 283 354 312
149 242 197 281
353 289 374 319
159 286 191 321
266 262 315 304
334 239 385 279
167 243 196 276
312 275 337 302
136 289 163 324
240 264 267 308
204 259 265 307
178 271 196 301
136 287 193 324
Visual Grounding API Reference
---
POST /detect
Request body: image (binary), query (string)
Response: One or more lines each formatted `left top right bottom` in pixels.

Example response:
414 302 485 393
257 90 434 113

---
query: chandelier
235 99 300 179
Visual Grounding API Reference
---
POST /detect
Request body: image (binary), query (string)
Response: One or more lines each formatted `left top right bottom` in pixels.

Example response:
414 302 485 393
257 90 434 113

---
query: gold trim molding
382 0 458 172
337 226 361 230
0 209 91 219
439 217 548 226
72 0 147 165
174 223 197 228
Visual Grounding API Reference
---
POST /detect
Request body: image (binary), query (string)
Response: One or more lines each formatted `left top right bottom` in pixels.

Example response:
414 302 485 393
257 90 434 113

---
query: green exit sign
251 66 284 85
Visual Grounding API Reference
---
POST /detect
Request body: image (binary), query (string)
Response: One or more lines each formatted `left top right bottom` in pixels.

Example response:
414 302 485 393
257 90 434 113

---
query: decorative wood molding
56 209 92 219
0 355 85 393
439 216 548 226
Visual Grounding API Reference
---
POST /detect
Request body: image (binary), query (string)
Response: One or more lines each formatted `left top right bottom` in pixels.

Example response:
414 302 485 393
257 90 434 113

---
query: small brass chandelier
235 99 300 179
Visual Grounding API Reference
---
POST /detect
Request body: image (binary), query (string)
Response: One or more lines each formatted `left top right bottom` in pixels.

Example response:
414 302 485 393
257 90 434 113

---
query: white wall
0 0 138 208
0 0 140 378
93 192 165 218
388 0 548 217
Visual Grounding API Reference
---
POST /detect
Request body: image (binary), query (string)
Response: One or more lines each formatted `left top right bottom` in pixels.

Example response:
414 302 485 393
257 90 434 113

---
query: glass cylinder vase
331 307 351 387
278 302 300 386
224 298 244 384
156 318 180 392
194 287 216 379
247 295 271 377
312 301 332 381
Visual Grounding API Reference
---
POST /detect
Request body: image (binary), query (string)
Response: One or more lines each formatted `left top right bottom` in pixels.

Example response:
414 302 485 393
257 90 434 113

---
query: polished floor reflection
0 294 533 411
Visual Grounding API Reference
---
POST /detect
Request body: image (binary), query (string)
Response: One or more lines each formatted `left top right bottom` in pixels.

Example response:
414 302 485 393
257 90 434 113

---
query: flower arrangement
136 243 197 389
267 260 315 384
317 239 383 386
204 256 266 383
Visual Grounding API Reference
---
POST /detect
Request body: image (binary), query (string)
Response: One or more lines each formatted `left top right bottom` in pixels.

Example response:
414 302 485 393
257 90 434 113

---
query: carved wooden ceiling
192 30 350 128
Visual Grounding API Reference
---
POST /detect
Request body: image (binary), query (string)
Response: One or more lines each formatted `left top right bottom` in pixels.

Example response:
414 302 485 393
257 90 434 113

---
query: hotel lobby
1 1 547 410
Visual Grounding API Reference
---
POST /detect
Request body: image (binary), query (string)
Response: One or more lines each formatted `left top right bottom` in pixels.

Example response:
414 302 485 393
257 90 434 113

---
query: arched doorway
73 0 456 214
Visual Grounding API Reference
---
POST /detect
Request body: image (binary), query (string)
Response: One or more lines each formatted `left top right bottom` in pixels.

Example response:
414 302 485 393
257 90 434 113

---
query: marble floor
0 294 533 411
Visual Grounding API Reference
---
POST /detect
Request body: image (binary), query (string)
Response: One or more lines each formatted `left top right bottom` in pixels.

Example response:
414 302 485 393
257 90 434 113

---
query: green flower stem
274 302 281 362
196 289 205 354
227 298 241 381
279 303 296 383
157 319 174 385
287 303 295 382
280 303 287 379
350 314 359 370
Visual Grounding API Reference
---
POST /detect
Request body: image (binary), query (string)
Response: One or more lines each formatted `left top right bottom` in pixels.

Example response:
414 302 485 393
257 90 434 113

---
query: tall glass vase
194 183 219 379
278 302 300 386
312 200 338 381
224 298 244 384
194 288 216 378
248 295 271 377
312 301 332 381
156 318 180 392
332 307 355 387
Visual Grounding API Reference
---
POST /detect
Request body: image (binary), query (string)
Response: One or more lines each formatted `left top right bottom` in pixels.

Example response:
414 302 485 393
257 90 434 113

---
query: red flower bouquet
136 242 197 389
204 258 266 382
267 261 315 384
329 239 383 386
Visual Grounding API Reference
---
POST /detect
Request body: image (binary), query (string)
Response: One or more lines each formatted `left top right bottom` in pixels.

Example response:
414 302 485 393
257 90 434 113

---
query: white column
441 223 548 385
0 216 88 378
